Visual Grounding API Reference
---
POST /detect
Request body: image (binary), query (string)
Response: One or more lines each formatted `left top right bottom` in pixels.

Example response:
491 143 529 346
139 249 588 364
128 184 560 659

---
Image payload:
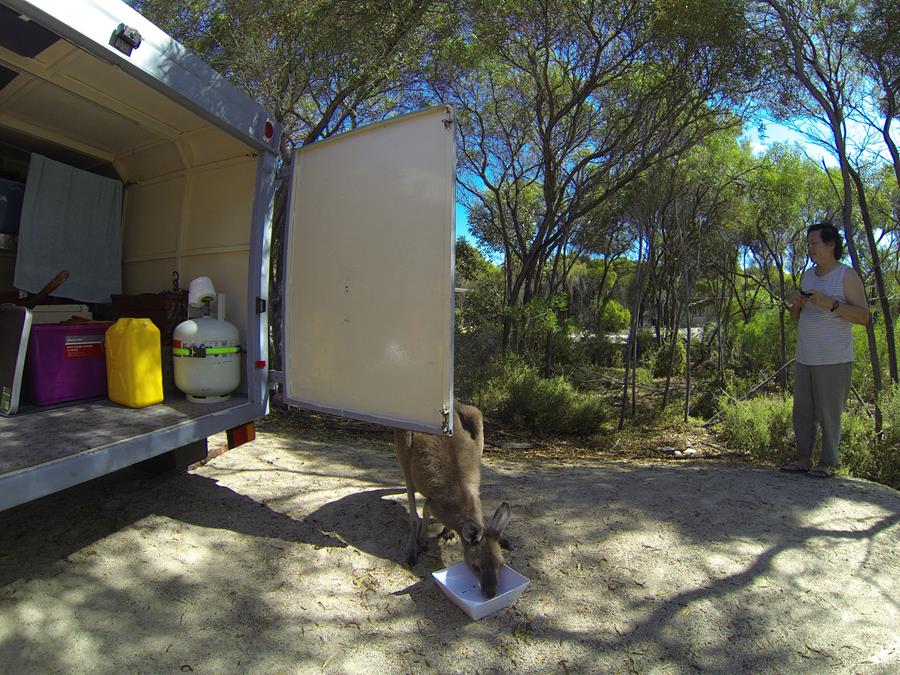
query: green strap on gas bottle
173 346 241 357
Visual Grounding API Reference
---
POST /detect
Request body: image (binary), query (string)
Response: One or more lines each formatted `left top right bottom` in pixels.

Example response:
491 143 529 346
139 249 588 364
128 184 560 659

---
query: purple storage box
23 321 113 405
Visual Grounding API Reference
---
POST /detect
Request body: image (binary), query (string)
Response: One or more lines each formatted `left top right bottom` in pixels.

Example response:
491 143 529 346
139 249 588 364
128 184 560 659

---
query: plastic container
0 178 25 235
105 318 163 408
31 304 93 324
432 563 530 620
22 321 113 405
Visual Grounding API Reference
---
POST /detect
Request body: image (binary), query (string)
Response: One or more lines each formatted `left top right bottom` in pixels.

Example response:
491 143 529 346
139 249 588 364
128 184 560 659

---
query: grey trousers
793 361 852 466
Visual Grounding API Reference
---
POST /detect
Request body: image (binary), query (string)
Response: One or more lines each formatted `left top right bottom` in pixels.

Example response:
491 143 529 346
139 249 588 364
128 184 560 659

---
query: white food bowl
432 563 530 620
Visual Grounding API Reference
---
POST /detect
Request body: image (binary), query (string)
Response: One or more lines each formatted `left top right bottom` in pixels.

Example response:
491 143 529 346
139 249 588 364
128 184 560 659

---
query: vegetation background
128 0 898 489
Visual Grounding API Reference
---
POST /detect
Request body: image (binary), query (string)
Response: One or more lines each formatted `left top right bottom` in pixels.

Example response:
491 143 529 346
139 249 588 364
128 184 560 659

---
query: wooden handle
23 270 69 308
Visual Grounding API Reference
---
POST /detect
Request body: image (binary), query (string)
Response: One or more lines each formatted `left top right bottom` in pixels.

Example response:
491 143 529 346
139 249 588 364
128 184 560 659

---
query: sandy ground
0 418 898 674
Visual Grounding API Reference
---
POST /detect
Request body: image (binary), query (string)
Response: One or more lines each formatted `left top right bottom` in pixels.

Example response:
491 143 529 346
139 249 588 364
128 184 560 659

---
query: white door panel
283 106 456 434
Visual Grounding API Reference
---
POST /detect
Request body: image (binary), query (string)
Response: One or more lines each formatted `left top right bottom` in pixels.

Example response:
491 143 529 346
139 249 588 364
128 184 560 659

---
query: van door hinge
256 297 266 314
441 404 452 436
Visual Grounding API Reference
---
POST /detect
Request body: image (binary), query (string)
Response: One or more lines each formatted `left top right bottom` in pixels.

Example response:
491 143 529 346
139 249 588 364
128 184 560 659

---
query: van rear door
281 106 456 435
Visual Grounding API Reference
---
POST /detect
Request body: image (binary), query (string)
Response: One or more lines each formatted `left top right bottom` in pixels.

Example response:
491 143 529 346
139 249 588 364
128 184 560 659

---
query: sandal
808 464 836 478
780 460 812 473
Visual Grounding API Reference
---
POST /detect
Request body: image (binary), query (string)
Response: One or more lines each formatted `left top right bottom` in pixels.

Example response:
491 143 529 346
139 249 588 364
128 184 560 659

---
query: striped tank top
795 263 854 365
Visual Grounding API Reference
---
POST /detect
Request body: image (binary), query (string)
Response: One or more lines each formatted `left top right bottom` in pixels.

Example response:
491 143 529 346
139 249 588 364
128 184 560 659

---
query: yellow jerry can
105 318 163 408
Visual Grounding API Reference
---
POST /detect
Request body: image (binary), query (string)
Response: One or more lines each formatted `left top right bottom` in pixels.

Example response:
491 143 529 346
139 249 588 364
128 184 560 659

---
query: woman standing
781 223 869 477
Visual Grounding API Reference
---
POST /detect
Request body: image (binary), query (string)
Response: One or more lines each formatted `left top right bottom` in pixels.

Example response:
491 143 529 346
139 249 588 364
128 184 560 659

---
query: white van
0 0 456 511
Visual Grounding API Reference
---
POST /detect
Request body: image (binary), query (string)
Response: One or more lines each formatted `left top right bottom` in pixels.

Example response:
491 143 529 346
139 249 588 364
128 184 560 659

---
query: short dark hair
807 222 843 259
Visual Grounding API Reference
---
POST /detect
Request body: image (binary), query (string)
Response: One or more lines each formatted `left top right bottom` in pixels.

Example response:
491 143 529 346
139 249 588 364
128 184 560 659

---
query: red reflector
255 360 266 369
227 422 256 449
264 121 274 139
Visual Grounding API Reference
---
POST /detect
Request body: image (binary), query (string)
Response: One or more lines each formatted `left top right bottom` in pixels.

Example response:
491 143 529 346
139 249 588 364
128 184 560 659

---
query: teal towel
14 153 122 303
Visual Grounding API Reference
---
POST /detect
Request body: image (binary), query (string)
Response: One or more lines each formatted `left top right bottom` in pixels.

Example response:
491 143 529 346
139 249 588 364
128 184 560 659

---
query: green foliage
851 323 890 400
545 324 586 372
456 238 493 285
731 308 797 376
837 408 878 481
503 371 608 436
454 251 505 403
831 398 897 490
464 353 606 435
582 335 624 368
633 367 653 387
597 299 630 333
651 338 686 378
872 383 900 489
717 395 793 462
635 328 657 366
716 387 898 489
463 352 532 415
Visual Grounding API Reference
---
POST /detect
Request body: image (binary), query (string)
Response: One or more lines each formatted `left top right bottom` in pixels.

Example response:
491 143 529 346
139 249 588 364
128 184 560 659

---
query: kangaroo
394 403 511 598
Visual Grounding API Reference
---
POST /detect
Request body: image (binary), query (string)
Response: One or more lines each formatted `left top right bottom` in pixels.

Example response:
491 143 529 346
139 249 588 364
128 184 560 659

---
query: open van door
282 106 456 435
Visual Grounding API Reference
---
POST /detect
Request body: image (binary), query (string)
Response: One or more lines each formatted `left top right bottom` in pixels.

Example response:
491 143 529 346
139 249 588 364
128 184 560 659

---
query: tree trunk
839 211 884 436
776 260 788 390
849 166 898 384
661 294 684 410
684 269 692 423
833 129 884 435
619 234 644 430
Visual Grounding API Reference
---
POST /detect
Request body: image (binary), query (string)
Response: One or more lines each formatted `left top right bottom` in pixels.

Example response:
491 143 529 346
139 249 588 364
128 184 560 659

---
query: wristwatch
830 299 840 312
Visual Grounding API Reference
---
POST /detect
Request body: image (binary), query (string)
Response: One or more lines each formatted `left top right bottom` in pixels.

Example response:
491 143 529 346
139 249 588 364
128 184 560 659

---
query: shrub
717 389 898 490
851 324 889 400
831 385 898 489
597 299 630 333
502 371 607 435
875 383 900 489
731 308 797 376
837 407 877 480
717 395 793 463
465 352 532 414
651 338 686 378
633 367 653 387
583 334 624 367
693 369 758 420
545 321 586 372
454 269 505 402
635 328 656 365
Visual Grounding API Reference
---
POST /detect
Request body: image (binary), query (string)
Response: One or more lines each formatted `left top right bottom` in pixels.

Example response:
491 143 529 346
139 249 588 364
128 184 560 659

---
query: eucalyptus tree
743 145 810 384
440 0 760 355
853 0 900 191
754 0 896 407
129 0 457 366
572 198 634 329
650 130 756 416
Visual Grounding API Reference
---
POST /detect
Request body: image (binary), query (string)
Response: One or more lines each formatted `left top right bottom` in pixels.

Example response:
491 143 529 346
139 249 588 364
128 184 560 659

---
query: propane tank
172 278 241 403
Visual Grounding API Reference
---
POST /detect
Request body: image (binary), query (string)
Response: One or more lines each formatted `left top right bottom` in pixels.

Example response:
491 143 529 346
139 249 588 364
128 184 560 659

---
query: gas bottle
106 317 164 408
172 314 241 403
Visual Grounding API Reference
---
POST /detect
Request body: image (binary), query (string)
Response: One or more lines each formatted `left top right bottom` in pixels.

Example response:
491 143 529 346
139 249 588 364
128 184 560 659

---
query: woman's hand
807 291 834 311
790 291 807 320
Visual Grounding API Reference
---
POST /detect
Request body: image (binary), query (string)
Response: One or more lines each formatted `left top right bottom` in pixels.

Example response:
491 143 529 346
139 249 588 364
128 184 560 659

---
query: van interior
0 4 263 479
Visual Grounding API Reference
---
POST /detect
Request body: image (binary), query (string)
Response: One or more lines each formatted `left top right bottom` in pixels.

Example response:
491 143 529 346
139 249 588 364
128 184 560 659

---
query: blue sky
455 118 893 245
741 120 838 167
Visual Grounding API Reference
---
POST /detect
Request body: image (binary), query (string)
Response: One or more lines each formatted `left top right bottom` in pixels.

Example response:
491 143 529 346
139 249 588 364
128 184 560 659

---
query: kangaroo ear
462 519 483 544
490 502 511 535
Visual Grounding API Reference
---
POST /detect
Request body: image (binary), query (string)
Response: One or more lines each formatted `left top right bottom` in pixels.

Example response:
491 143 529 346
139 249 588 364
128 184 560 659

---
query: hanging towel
14 153 123 303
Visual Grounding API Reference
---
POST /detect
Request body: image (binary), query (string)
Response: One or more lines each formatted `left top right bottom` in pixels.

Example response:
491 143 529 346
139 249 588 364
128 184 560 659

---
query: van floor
0 393 245 474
